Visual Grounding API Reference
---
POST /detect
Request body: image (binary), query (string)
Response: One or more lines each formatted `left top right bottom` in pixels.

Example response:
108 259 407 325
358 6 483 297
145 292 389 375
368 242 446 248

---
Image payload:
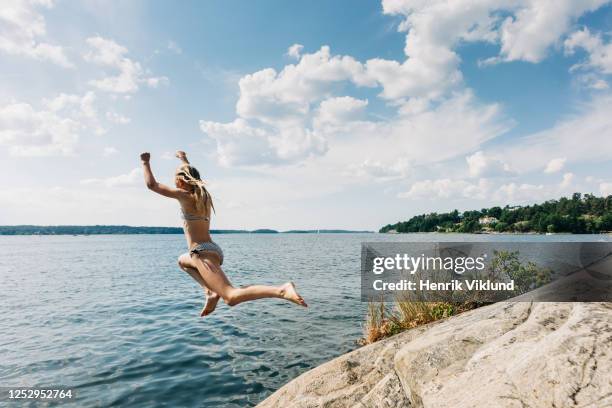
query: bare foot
280 282 308 307
200 291 220 317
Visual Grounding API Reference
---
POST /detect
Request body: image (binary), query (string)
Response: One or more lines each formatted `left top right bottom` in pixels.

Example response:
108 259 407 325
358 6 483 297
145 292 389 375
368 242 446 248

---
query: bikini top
181 208 210 222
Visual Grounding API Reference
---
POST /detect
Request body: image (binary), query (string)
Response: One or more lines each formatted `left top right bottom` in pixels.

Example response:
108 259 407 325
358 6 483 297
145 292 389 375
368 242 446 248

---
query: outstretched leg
187 254 307 308
178 253 220 316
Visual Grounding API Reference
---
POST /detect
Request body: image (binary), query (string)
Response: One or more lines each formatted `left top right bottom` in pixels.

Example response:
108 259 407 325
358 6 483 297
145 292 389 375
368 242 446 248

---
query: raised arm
176 150 189 165
140 152 187 200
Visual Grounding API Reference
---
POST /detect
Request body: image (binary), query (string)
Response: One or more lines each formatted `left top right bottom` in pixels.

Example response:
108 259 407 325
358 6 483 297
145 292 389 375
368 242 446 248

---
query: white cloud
565 28 612 74
365 53 461 102
496 0 608 63
0 101 79 156
378 0 612 104
203 82 509 169
84 36 168 93
287 43 303 59
352 158 411 182
235 46 374 125
544 157 566 173
399 178 490 200
0 91 105 156
105 111 130 124
560 172 574 188
576 73 610 90
81 167 143 188
382 91 511 164
194 0 611 221
204 0 611 171
466 150 510 177
315 96 368 126
564 27 612 88
200 118 286 167
600 182 612 196
198 0 612 171
202 46 380 167
0 185 178 226
378 0 610 100
0 0 72 67
44 91 94 114
376 0 496 101
43 91 105 135
493 182 546 203
497 96 612 173
401 178 547 204
398 173 582 203
200 118 327 166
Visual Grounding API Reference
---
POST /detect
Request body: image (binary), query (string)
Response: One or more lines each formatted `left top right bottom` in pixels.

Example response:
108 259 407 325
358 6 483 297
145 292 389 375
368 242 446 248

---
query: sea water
0 233 609 407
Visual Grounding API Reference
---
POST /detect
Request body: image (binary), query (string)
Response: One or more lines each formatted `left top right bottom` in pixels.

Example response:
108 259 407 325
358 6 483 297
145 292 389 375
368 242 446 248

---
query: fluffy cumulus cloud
199 118 327 166
0 0 72 67
495 0 609 63
201 0 611 174
287 43 303 59
560 172 575 188
564 27 612 88
544 157 566 174
201 46 378 166
235 45 374 124
200 119 287 166
565 28 612 74
314 96 369 132
466 151 511 177
0 91 105 156
380 0 610 91
0 101 79 156
84 36 168 93
201 41 509 168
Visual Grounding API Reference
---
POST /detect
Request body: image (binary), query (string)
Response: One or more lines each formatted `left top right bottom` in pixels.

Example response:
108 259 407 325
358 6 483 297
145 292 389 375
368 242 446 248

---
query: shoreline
0 226 374 236
382 230 612 235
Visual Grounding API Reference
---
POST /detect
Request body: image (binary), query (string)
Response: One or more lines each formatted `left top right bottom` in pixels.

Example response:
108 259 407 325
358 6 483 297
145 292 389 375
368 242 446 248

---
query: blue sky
1 0 612 230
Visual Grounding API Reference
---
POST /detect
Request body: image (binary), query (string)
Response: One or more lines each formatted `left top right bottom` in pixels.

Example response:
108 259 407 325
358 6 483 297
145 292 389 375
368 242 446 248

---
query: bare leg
186 254 307 308
178 253 219 316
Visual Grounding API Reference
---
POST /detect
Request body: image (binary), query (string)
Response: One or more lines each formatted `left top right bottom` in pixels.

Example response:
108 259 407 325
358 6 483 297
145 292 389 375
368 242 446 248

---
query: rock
257 301 612 407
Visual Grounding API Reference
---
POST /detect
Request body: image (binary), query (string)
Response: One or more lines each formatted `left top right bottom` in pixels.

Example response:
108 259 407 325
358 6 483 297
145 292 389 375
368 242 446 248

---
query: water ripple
3 233 585 406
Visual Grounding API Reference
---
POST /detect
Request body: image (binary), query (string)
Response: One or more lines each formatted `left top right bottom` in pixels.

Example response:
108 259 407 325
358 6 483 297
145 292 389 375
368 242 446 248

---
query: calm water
1 233 610 407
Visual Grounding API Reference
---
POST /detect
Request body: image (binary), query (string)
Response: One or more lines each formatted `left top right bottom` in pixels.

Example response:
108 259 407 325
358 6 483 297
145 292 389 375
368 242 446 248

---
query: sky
1 0 612 231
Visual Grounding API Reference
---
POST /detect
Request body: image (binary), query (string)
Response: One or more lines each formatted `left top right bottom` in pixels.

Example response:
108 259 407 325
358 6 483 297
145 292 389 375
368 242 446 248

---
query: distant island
0 225 372 235
380 193 612 234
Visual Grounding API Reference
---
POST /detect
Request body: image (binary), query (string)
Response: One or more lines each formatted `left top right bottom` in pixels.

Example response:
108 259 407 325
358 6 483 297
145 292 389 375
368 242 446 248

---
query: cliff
257 299 611 407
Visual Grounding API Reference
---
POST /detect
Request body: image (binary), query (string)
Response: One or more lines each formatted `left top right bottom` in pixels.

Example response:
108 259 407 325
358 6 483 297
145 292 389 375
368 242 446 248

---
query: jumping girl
140 151 307 316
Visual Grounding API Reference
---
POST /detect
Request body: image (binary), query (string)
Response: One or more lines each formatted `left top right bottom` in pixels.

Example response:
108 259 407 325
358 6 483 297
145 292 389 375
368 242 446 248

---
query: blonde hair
177 165 215 214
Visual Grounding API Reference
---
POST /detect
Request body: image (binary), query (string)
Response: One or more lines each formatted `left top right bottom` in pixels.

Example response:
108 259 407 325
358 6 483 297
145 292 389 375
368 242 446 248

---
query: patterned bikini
181 209 224 265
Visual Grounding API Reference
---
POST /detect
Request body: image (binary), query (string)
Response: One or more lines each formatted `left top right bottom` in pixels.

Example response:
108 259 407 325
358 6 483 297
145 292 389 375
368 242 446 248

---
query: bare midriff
183 219 213 249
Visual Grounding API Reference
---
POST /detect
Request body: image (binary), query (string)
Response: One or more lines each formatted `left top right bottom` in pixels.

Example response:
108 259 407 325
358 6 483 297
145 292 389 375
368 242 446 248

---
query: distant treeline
380 193 612 234
0 225 372 235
